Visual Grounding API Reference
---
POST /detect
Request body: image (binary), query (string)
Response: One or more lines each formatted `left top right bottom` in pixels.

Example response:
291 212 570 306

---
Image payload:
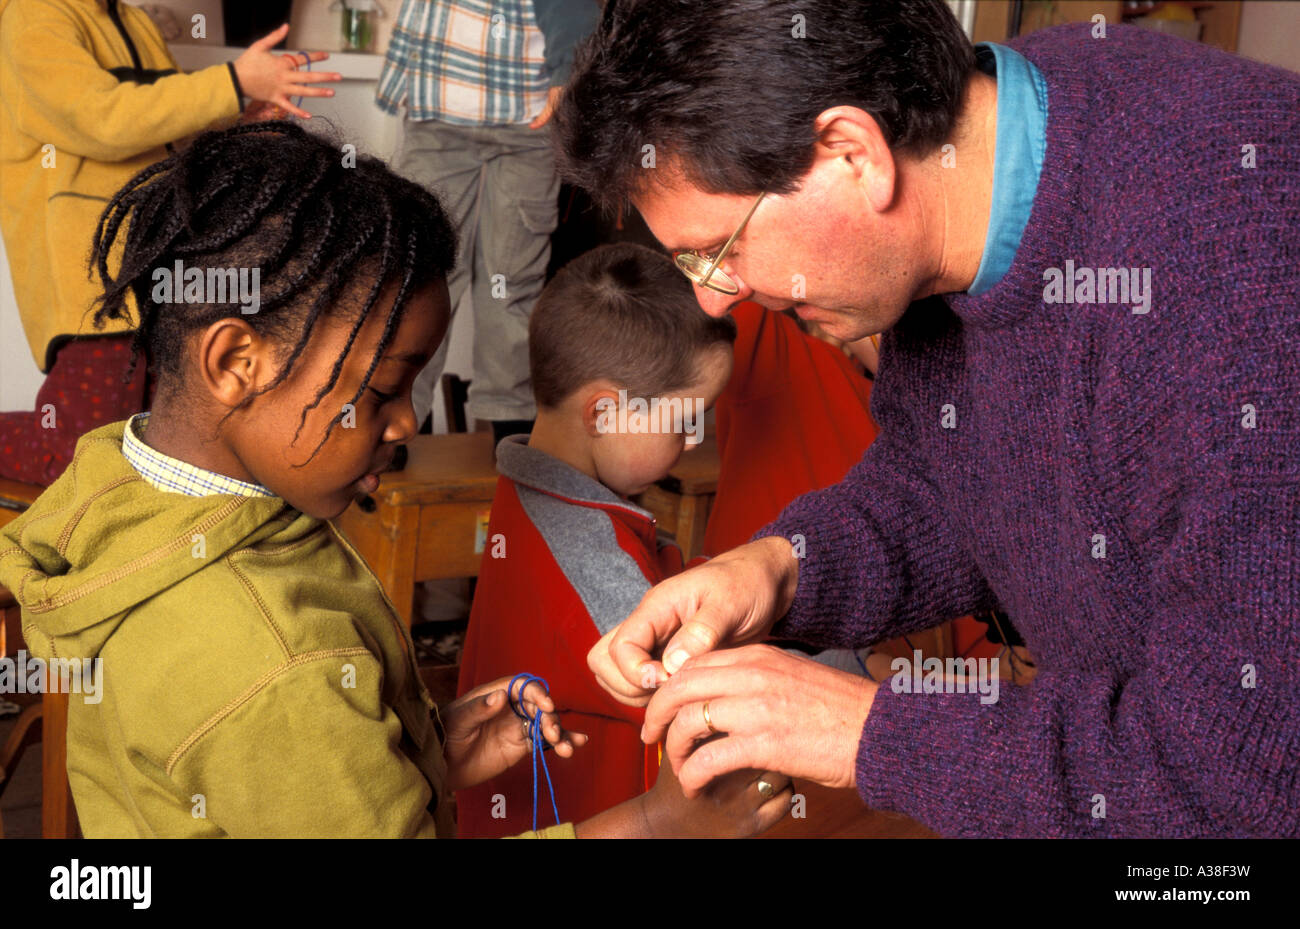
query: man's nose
693 275 750 318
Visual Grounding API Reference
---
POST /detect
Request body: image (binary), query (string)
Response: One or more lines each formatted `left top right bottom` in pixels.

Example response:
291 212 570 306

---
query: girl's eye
368 387 400 405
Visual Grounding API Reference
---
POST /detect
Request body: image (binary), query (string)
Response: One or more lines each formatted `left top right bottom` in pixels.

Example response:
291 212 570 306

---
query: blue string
292 51 310 112
507 673 561 831
853 648 876 681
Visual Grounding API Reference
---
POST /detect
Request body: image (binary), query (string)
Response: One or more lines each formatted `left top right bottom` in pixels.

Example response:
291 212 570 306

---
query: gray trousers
394 118 559 425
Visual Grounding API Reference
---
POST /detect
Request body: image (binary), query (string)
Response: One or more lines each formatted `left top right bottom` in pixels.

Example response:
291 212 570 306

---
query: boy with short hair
456 243 736 837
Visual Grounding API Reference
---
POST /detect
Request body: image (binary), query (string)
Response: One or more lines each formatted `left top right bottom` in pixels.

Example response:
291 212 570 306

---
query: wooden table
634 431 720 561
335 430 723 625
332 432 499 626
762 781 938 839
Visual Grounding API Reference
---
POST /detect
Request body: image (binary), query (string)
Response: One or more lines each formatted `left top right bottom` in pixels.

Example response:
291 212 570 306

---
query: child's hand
238 101 287 124
232 25 341 120
639 755 793 838
441 676 588 792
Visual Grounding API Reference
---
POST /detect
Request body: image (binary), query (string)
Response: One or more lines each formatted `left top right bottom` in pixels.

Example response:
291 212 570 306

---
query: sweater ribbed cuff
752 493 894 649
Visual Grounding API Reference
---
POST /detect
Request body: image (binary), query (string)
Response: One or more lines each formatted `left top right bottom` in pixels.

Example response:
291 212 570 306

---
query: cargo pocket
495 194 558 284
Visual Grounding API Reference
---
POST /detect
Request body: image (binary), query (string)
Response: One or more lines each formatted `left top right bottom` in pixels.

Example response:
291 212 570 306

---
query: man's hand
587 536 800 705
643 644 877 796
232 25 341 120
529 86 565 129
440 676 588 792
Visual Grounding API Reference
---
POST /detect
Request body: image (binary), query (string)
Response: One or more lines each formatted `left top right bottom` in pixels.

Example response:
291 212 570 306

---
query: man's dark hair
90 121 457 453
552 0 976 208
530 243 736 408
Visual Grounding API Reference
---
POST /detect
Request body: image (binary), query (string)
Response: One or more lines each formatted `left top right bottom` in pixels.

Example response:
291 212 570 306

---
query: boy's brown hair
530 243 737 409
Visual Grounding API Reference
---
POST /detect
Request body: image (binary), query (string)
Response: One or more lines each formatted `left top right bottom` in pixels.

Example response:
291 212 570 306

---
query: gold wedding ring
756 779 776 800
702 701 717 735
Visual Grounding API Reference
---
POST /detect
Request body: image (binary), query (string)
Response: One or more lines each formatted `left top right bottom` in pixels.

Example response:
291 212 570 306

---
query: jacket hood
0 421 301 662
494 434 655 522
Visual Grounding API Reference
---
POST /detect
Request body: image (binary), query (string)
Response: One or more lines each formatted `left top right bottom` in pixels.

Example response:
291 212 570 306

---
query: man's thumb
662 620 722 675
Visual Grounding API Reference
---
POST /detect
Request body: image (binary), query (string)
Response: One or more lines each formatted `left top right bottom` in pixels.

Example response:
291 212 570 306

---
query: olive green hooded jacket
0 421 572 838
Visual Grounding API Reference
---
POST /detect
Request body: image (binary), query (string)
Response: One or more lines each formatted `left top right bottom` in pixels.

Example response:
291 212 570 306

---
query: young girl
0 123 790 838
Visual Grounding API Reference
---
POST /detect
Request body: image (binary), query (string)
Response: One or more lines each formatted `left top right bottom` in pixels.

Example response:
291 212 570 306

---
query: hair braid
88 121 458 459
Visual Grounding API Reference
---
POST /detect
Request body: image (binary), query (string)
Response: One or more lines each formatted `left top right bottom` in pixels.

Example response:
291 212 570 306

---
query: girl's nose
388 400 420 444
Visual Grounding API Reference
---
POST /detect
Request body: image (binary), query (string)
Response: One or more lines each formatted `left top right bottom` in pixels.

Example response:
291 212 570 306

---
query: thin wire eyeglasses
673 192 766 295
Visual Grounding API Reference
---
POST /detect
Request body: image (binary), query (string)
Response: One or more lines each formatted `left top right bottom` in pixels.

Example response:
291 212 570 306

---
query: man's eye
368 387 400 404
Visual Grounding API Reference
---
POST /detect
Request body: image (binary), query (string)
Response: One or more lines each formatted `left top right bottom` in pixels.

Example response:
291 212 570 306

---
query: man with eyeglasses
550 0 1300 837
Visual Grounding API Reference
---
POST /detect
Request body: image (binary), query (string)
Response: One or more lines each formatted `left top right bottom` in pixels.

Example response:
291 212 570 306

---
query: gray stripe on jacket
515 484 652 636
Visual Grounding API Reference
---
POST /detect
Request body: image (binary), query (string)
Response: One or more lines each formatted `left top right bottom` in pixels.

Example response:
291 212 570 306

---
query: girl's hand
638 757 793 838
232 25 341 120
441 676 588 792
238 100 286 124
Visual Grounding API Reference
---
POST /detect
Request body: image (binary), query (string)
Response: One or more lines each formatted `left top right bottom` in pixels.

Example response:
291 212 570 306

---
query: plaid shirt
122 413 277 498
376 0 550 126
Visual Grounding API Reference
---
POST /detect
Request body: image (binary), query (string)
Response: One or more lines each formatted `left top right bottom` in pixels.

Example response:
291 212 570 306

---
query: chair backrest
0 587 17 658
441 373 473 434
0 477 44 533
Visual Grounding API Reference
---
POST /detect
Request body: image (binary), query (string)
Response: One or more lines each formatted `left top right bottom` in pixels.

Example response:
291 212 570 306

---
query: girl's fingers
285 71 343 84
753 783 796 831
274 96 313 120
284 85 336 100
517 681 555 714
549 728 588 757
250 23 290 51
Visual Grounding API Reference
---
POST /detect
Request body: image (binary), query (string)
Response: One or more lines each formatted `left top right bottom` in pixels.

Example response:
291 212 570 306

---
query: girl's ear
197 318 273 410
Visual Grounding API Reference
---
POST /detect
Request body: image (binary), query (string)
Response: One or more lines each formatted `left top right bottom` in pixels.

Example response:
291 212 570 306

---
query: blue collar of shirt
967 42 1049 296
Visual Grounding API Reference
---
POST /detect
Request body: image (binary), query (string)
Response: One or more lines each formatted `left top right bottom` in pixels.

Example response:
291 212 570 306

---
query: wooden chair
0 479 79 838
0 476 45 532
440 373 493 436
440 373 474 434
0 704 41 838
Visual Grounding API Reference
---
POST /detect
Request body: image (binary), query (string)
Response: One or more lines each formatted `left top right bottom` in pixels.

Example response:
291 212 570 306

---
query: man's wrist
756 535 799 618
846 678 879 789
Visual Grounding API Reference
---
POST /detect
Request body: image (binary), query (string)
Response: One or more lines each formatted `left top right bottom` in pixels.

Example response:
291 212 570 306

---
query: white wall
1236 1 1300 73
0 234 42 410
0 11 473 434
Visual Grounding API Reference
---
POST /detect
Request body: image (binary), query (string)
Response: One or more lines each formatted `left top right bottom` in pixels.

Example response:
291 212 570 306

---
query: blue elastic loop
853 648 874 680
292 51 310 112
506 673 561 831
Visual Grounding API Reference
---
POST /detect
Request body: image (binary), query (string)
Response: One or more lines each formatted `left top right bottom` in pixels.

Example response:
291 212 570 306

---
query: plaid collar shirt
122 412 277 498
376 0 549 126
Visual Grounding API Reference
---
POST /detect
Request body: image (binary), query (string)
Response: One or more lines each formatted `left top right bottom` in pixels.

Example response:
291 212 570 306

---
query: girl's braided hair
89 121 457 456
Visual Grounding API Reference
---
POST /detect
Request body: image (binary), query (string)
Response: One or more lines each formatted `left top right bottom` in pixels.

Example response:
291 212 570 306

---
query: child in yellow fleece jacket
0 0 339 482
0 122 793 838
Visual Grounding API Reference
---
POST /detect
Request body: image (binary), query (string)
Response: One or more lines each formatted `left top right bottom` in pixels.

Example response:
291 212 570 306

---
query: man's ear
196 318 273 410
811 105 897 214
581 386 622 438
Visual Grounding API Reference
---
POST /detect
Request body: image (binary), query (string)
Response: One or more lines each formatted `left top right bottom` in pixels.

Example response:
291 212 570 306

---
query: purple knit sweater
757 25 1300 837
